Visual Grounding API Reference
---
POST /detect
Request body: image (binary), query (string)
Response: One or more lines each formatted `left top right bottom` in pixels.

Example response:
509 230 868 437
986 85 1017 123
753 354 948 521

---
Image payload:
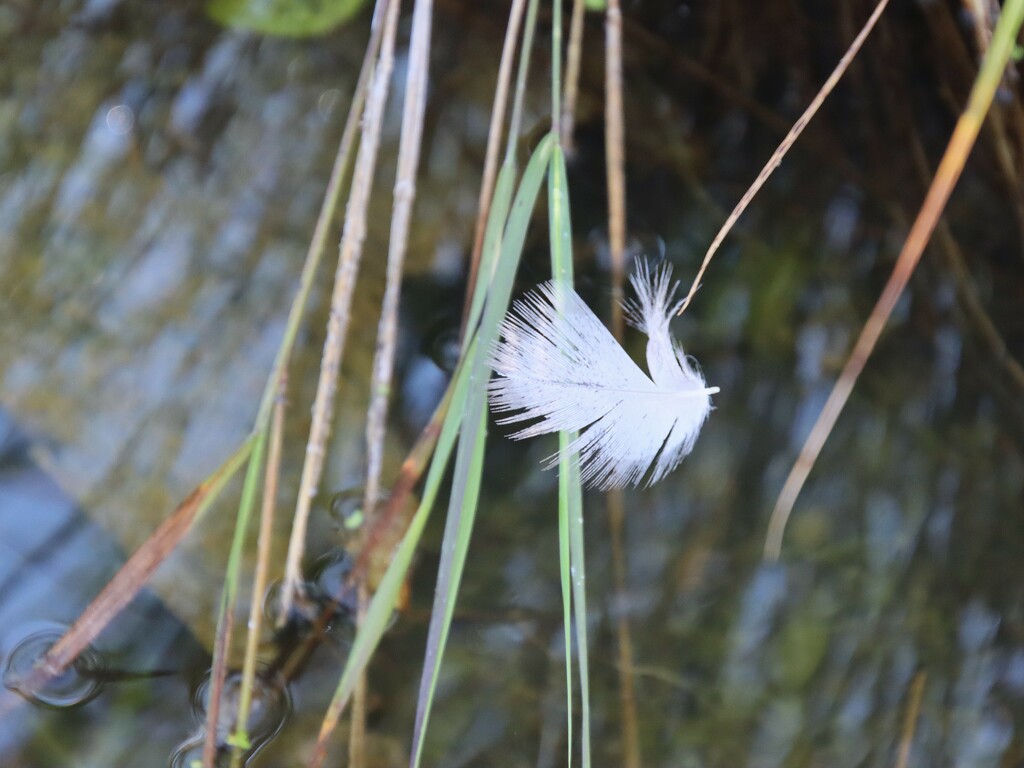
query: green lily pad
207 0 367 37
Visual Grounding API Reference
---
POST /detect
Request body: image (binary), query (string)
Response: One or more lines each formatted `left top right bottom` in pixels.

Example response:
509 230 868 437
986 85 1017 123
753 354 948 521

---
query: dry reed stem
894 670 926 768
764 3 1017 560
603 2 640 765
560 0 586 151
462 0 528 330
280 0 401 622
355 1 434 763
677 0 891 317
364 0 434 546
256 1 388 426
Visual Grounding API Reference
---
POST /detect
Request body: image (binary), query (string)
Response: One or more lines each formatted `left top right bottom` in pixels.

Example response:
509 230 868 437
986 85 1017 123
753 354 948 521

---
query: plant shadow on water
1 1 1024 766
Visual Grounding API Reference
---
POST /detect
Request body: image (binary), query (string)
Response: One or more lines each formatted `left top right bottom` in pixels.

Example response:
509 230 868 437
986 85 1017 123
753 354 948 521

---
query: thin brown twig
677 0 891 317
280 0 401 622
461 0 528 331
0 440 252 736
603 1 640 765
34 438 252 681
764 0 1022 560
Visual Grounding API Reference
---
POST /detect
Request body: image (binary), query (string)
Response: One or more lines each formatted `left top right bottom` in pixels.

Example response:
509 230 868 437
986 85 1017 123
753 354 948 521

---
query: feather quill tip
488 264 717 489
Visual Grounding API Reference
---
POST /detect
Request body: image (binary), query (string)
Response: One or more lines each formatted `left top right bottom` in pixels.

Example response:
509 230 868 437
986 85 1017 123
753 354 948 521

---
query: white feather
488 262 718 489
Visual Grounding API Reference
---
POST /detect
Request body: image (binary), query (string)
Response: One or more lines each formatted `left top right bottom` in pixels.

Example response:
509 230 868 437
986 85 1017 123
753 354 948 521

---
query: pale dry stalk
364 0 434 537
280 0 401 621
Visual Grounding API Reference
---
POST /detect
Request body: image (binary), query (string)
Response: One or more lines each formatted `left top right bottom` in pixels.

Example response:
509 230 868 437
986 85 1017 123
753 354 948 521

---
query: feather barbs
488 263 718 489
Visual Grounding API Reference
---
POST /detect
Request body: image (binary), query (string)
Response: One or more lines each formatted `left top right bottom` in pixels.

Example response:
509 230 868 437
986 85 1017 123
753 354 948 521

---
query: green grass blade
548 143 590 768
409 132 556 768
567 462 590 768
204 426 268 761
311 339 473 758
557 431 574 765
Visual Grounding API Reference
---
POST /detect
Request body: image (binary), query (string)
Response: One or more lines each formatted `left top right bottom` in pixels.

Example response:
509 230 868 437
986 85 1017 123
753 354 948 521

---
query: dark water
2 1 1024 765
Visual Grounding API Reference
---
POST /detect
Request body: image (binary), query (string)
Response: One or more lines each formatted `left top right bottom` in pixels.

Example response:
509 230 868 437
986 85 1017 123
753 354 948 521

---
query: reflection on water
2 623 105 709
169 668 290 768
2 0 1024 766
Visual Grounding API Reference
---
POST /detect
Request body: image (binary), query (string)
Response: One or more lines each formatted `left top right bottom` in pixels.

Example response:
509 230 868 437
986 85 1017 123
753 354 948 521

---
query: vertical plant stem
202 430 269 768
604 0 626 336
229 381 287 764
567 466 590 768
463 0 529 329
557 441 574 765
764 0 1024 559
560 0 586 150
604 1 640 764
280 0 401 622
551 0 563 136
364 0 434 542
677 0 891 317
355 5 433 759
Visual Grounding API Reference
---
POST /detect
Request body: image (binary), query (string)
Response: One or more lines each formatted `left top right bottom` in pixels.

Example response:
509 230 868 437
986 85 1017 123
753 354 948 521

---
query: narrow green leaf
209 427 268 758
568 462 590 768
410 133 556 768
315 340 474 735
549 143 590 768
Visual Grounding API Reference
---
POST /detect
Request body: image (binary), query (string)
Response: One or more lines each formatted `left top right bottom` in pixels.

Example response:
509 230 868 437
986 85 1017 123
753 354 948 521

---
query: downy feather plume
488 262 718 489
